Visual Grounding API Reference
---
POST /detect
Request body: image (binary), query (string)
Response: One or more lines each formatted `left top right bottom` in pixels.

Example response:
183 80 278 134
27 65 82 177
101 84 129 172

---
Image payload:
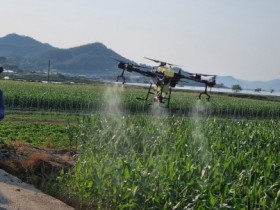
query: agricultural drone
113 57 216 108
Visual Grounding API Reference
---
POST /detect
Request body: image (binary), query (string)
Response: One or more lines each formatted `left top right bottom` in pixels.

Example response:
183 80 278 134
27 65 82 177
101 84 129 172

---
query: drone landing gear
199 92 210 101
137 83 172 108
116 70 126 84
153 85 172 108
136 83 154 102
199 84 211 101
163 87 172 108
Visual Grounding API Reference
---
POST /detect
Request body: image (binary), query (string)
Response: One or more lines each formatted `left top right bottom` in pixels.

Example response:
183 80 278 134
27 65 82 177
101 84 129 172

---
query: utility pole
47 59 51 83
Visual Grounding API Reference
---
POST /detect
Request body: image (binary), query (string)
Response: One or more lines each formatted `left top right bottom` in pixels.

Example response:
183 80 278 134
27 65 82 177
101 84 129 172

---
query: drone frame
113 57 216 107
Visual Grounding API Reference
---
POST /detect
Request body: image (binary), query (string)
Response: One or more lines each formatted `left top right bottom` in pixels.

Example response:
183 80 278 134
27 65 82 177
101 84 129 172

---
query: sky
1 0 279 81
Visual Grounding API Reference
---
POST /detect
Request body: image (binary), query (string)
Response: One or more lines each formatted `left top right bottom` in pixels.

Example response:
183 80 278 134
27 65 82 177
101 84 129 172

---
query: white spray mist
191 100 206 143
149 102 167 117
103 84 124 117
148 102 169 143
190 100 212 162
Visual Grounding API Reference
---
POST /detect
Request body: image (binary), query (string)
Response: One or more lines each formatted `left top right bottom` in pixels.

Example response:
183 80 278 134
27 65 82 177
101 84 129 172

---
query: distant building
3 70 14 73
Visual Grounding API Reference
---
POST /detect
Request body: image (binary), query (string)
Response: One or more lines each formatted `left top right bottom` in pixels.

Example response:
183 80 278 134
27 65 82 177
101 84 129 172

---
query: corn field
1 80 279 209
1 80 280 118
59 113 279 209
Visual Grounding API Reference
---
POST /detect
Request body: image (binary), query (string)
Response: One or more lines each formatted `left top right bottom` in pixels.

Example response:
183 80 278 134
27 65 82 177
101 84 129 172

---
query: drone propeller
190 72 216 77
0 67 3 74
111 57 149 69
144 57 179 67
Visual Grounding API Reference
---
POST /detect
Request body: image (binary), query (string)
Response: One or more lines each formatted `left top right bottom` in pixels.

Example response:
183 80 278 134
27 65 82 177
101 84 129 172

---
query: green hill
0 33 131 77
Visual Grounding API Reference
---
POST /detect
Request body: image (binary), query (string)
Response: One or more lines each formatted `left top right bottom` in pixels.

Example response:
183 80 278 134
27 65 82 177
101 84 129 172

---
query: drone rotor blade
144 57 161 63
144 57 180 67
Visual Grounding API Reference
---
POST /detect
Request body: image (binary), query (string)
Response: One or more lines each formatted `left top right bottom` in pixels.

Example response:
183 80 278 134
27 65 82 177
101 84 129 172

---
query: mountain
217 76 280 91
0 33 130 77
0 33 55 56
28 43 128 76
0 33 279 90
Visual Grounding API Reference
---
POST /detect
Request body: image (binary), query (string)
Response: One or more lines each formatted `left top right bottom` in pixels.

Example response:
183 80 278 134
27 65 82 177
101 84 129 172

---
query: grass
0 113 74 148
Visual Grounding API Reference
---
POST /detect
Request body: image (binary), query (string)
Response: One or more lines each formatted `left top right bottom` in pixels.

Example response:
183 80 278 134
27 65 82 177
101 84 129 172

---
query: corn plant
57 114 279 209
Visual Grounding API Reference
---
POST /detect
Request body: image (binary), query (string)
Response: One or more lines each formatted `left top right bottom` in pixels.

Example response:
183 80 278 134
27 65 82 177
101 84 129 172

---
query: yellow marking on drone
157 66 175 78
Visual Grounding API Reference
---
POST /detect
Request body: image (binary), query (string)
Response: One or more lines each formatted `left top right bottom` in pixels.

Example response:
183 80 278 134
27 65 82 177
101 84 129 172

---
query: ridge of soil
0 142 80 209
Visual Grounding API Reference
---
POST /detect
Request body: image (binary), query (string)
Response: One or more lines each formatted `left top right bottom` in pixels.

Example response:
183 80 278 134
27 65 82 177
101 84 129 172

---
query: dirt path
0 169 75 210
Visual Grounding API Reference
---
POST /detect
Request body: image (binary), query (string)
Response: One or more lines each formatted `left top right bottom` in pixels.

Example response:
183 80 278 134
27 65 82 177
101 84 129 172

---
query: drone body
113 57 216 107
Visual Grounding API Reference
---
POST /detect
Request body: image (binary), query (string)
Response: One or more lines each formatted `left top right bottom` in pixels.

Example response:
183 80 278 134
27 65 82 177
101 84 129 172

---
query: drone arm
131 68 156 78
179 72 215 101
116 60 157 83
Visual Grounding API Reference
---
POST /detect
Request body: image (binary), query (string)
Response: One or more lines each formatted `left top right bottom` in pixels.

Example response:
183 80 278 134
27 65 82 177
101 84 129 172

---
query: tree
215 83 226 88
232 84 242 92
255 88 262 92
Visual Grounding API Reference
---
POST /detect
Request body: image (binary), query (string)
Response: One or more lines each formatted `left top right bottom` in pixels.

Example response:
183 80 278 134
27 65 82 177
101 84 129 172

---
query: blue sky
1 0 279 81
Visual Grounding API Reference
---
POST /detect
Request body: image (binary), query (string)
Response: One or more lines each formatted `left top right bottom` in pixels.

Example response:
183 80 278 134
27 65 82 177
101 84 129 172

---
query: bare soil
0 141 79 210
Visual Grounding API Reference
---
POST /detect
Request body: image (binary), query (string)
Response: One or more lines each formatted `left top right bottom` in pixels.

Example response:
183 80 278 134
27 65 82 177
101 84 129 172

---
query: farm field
0 80 279 209
1 80 280 118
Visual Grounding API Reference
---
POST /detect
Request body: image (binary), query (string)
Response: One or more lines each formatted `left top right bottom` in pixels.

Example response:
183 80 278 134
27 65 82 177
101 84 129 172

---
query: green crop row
0 114 69 147
56 113 279 209
1 80 280 118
